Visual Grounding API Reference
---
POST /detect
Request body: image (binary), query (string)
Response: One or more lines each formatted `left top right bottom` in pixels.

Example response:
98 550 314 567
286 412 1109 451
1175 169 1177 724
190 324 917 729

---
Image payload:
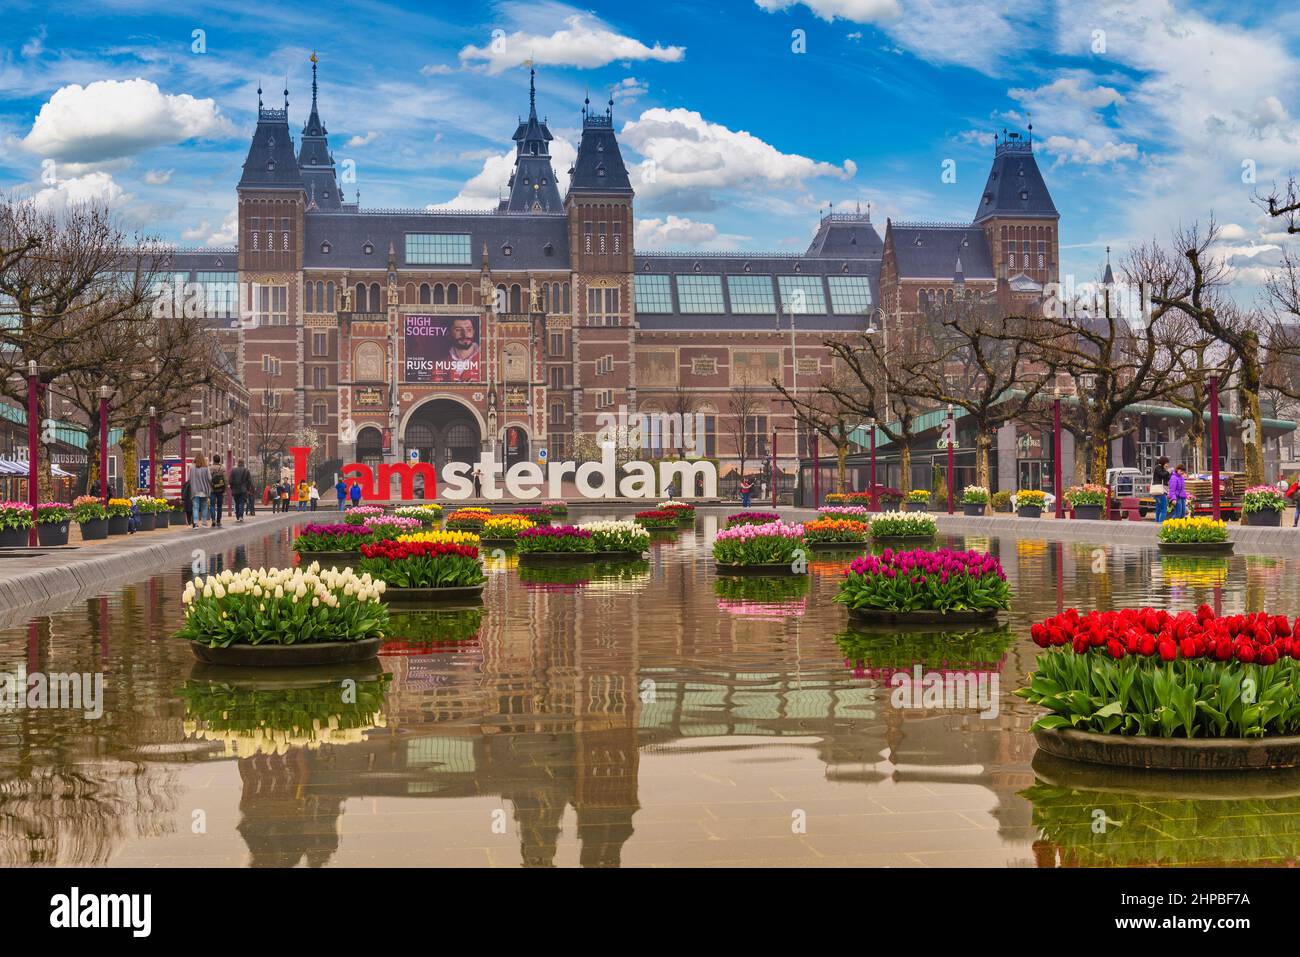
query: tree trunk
975 430 991 489
899 442 911 491
121 434 138 496
836 444 847 493
1090 434 1109 485
1240 348 1265 486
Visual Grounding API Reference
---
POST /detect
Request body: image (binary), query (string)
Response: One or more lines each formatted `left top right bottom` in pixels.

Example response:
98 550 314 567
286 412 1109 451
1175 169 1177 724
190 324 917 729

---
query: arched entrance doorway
503 426 529 470
402 398 482 470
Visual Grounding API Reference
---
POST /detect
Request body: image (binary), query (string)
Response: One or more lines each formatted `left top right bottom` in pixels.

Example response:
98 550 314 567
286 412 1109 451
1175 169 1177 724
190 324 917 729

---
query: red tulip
1158 640 1176 662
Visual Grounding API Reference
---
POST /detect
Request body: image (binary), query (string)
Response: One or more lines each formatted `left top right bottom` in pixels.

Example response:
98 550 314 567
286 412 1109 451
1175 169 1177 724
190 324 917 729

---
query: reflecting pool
1 511 1297 867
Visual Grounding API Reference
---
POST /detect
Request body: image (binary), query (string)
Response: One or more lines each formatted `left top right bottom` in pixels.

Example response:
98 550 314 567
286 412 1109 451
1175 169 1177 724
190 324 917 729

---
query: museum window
777 275 827 315
312 401 327 426
549 366 565 389
254 285 288 326
612 221 621 255
587 287 620 326
727 275 776 314
419 283 430 304
635 274 673 314
550 402 565 426
583 222 593 254
549 333 565 356
676 274 725 313
312 332 328 357
313 366 327 390
405 233 472 265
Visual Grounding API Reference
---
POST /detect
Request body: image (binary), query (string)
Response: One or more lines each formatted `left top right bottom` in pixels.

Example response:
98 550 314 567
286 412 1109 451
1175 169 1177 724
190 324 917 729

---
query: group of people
1152 456 1300 525
181 454 256 528
266 480 320 512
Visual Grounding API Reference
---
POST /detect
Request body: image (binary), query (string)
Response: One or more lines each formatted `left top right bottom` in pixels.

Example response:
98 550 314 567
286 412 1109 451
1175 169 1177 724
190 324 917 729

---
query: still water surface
1 511 1296 867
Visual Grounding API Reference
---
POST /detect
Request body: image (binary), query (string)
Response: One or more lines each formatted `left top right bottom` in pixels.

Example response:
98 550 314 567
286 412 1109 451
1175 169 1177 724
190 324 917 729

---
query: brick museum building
169 61 1071 494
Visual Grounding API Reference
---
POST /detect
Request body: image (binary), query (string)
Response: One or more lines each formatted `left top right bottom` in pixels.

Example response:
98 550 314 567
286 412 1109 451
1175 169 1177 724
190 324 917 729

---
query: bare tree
0 198 166 494
726 379 763 481
771 365 863 493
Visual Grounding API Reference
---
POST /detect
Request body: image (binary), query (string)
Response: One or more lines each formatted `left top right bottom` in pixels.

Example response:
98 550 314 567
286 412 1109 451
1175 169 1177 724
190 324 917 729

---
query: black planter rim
845 606 1001 624
1033 726 1300 771
1157 540 1234 553
188 636 381 667
380 584 486 602
714 562 807 575
518 549 643 562
805 539 870 551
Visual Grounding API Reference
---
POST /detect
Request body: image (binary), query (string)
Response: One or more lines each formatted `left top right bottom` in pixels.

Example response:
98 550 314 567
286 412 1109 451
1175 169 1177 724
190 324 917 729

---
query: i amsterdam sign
292 445 717 501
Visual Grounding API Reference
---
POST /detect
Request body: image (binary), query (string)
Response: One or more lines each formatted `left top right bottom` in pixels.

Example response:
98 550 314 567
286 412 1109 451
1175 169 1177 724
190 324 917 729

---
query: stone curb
0 514 302 624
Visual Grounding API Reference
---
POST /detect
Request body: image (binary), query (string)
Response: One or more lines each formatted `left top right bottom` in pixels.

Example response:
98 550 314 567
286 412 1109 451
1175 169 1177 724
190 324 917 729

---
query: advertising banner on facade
404 314 480 383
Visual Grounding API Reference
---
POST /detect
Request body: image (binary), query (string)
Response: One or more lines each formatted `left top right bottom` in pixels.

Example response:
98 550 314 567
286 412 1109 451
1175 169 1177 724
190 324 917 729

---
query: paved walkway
0 512 302 624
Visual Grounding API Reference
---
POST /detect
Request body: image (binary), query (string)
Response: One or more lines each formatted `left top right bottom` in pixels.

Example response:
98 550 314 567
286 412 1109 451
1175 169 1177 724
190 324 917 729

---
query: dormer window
692 261 701 272
597 141 605 152
543 242 554 256
320 241 331 254
743 262 751 272
502 243 513 256
595 164 606 177
983 193 992 205
1019 190 1029 200
363 242 373 255
266 160 276 171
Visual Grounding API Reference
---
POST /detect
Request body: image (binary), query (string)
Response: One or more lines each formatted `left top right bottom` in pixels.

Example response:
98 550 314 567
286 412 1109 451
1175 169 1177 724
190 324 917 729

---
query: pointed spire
1103 245 1115 285
257 84 263 110
529 64 537 119
311 52 319 110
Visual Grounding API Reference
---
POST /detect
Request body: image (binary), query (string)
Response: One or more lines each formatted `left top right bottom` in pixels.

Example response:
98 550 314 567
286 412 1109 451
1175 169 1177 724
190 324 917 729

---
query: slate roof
505 70 563 212
805 213 883 259
298 63 341 211
238 100 305 191
567 102 632 196
972 134 1058 223
886 222 994 280
302 211 570 270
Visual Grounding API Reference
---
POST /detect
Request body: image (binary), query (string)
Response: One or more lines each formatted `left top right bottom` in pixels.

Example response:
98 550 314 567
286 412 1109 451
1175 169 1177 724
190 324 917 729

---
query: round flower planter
1072 504 1103 520
806 539 870 552
902 501 929 512
380 584 486 603
714 562 807 576
478 537 521 548
79 518 108 541
295 549 362 566
846 606 1001 625
188 636 381 667
1018 505 1043 519
870 534 935 545
1157 540 1234 554
519 550 641 562
138 513 156 531
1246 508 1283 527
107 515 129 535
962 503 987 516
36 522 70 546
0 528 30 548
1033 726 1300 771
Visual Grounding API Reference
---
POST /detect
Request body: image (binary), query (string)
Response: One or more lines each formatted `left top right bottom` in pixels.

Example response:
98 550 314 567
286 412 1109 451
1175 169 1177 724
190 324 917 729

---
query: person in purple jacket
1169 465 1188 519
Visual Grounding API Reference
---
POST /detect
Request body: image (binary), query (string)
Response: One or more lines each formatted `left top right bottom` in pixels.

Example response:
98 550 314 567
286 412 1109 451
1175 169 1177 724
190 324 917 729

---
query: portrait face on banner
404 314 481 382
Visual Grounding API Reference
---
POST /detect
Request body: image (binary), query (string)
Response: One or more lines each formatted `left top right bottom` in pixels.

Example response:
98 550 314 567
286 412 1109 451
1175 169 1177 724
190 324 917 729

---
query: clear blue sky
2 0 1298 288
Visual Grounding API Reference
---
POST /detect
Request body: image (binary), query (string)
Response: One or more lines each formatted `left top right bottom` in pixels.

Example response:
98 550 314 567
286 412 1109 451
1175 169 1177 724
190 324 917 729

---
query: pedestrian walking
1151 456 1171 524
190 453 212 528
297 479 310 511
472 468 483 498
1287 475 1300 527
181 478 194 527
280 482 291 512
1169 464 1188 520
209 454 227 528
739 477 753 508
309 482 319 511
335 477 347 511
230 459 252 523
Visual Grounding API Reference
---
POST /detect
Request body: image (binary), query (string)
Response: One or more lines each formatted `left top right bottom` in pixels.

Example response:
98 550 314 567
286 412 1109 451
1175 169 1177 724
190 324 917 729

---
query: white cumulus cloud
346 131 379 147
432 139 577 209
636 215 748 250
621 107 856 206
31 171 124 212
459 14 685 74
20 78 234 163
1041 135 1138 166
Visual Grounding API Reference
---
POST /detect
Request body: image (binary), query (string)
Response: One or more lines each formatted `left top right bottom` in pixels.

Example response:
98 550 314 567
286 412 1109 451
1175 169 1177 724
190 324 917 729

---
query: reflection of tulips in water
380 607 484 655
1159 555 1229 588
518 559 651 592
1024 773 1300 866
179 672 392 758
835 625 1013 682
1016 540 1048 558
482 550 519 574
715 575 809 619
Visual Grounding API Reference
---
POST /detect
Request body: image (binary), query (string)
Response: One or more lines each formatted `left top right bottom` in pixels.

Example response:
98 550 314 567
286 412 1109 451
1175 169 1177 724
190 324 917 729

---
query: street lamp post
149 406 158 497
1209 376 1222 521
1053 394 1063 520
946 403 955 515
98 384 110 506
868 417 878 512
27 361 40 547
180 417 188 486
